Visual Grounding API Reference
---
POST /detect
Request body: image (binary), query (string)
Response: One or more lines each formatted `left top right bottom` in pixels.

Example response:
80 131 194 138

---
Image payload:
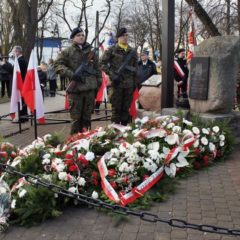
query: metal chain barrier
1 162 240 236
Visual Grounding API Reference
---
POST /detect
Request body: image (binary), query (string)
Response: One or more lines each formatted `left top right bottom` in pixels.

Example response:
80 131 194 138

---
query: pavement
0 93 240 240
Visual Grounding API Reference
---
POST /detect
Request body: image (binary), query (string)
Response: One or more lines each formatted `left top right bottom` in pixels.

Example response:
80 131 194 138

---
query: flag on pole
10 57 23 119
96 71 108 103
187 9 197 63
22 50 45 123
129 88 139 119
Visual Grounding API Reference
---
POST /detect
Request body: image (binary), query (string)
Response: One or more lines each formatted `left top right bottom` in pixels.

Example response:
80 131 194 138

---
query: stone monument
189 36 240 114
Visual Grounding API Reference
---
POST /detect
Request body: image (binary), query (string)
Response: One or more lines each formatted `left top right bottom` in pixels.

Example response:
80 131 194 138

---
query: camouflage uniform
54 42 102 134
100 44 137 125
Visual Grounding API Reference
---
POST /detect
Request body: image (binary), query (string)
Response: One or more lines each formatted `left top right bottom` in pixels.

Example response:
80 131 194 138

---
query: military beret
175 48 185 54
116 27 127 38
70 27 84 39
141 49 149 56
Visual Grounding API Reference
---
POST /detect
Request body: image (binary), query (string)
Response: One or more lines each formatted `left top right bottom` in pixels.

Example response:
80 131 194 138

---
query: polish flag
22 50 45 123
10 57 23 119
96 71 108 103
187 9 197 63
129 88 139 119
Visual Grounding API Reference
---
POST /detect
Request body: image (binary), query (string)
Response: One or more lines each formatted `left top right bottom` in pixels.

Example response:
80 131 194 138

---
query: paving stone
154 232 171 240
170 229 187 239
120 233 137 240
137 232 154 240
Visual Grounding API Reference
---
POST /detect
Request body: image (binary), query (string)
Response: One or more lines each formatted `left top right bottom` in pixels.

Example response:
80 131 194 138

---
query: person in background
0 57 13 98
47 59 57 97
12 46 28 123
37 65 47 99
54 27 102 134
174 48 189 98
136 50 157 89
100 27 137 125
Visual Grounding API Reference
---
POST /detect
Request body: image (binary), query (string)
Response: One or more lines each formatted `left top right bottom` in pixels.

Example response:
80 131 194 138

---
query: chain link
1 162 240 236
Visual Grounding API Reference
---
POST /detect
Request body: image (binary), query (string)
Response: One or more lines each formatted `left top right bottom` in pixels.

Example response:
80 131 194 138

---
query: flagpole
34 109 37 139
17 102 22 133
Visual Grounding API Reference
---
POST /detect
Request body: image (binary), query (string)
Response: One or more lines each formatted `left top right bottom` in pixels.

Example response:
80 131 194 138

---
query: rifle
66 40 104 93
111 49 136 85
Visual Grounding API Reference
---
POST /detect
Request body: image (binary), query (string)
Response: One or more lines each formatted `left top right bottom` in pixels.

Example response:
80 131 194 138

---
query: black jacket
18 56 28 81
0 61 13 81
137 59 157 88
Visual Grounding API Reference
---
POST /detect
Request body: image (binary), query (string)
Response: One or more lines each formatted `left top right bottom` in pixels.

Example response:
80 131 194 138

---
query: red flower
78 155 89 166
92 171 98 179
65 153 73 159
143 175 149 181
69 165 78 172
55 151 62 157
65 160 74 165
203 155 209 166
121 176 129 184
194 148 201 156
0 151 8 158
10 152 17 158
193 161 201 170
92 178 99 186
110 181 118 189
108 169 117 177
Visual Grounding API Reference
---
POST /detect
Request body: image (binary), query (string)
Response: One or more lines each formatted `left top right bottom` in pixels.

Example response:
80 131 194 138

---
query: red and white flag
129 88 139 119
10 57 23 119
22 50 45 123
96 71 108 103
187 9 197 63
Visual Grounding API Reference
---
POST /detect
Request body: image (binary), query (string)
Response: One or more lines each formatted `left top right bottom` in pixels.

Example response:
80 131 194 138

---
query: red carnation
110 181 118 189
55 151 62 157
69 165 78 172
78 155 89 166
92 171 98 179
108 169 117 177
92 178 99 186
65 153 73 159
10 152 17 158
65 159 74 165
194 148 201 156
203 155 209 166
0 151 8 158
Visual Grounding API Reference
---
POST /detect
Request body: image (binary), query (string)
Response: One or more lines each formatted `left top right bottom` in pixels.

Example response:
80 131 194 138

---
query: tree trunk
184 0 221 36
238 0 240 35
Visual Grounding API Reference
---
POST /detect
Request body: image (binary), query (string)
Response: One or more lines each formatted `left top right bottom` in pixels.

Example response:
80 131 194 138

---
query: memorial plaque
189 57 210 100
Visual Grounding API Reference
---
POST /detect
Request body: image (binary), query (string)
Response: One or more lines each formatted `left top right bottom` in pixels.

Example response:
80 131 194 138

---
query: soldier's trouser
110 87 134 125
68 91 95 135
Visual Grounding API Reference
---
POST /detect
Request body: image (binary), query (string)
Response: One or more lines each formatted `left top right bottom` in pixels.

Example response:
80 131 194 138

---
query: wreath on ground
0 115 234 228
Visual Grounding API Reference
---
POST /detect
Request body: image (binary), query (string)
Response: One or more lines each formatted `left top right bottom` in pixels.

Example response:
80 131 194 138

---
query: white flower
192 127 200 135
148 150 160 160
220 141 225 147
143 161 150 170
78 177 86 186
92 191 99 199
125 126 132 131
119 162 129 172
43 153 51 159
56 164 65 172
201 137 208 146
134 118 141 124
141 116 149 124
193 139 199 148
85 152 95 161
183 118 193 126
165 163 177 177
183 129 194 137
42 174 52 182
108 157 118 165
167 123 175 129
149 163 158 173
0 187 7 194
55 158 63 165
165 133 179 145
123 133 128 138
42 158 51 165
43 134 52 142
133 141 141 148
209 142 216 152
58 172 67 181
212 126 220 133
110 148 120 157
147 142 160 151
11 199 16 209
219 135 225 141
202 128 209 135
18 189 27 198
68 187 77 193
172 126 181 133
74 139 90 151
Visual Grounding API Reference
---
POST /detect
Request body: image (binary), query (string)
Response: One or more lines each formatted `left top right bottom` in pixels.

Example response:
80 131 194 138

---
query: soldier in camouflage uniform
54 28 102 134
100 28 137 125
